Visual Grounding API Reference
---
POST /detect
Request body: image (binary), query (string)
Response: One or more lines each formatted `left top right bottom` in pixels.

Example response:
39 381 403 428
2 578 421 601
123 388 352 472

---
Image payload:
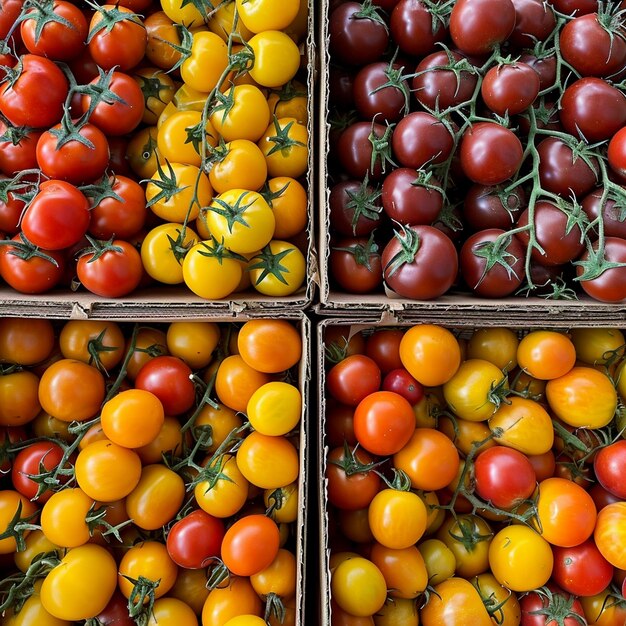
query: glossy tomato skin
421 577 492 626
0 123 42 176
389 0 447 57
76 240 143 298
353 62 408 123
0 55 68 128
464 184 526 231
560 12 626 77
382 168 443 224
330 237 383 294
595 502 626 569
474 446 536 510
481 62 540 116
135 356 195 416
166 510 225 570
460 228 525 297
382 368 424 405
337 121 390 180
509 0 556 48
515 201 585 266
11 441 67 503
552 540 614 597
382 225 458 300
559 78 626 142
327 354 381 406
329 2 389 66
412 49 478 111
326 446 381 511
581 187 626 239
520 585 587 626
329 180 383 237
392 112 454 169
22 180 90 251
594 440 626 499
449 0 516 55
576 237 626 302
460 123 523 186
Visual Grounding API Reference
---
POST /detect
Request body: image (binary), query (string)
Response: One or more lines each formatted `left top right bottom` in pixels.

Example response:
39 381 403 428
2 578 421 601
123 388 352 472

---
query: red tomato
11 441 68 503
520 585 587 626
552 540 614 597
381 369 424 405
135 356 195 416
166 510 225 570
326 355 381 407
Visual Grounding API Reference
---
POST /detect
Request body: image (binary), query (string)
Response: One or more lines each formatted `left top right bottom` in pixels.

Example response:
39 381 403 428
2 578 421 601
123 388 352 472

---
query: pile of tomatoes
326 0 626 303
0 0 309 299
0 316 304 625
324 323 626 625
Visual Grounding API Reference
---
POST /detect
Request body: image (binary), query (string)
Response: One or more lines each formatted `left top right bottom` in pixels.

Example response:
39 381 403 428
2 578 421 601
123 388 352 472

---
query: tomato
449 0 516 54
126 464 185 531
571 327 625 366
581 589 626 626
0 370 40 427
250 547 297 601
594 502 626 569
329 1 389 66
332 557 387 618
3 586 71 626
147 598 197 626
326 445 380 511
88 5 146 71
417 538 456 586
193 403 243 455
474 446 536 510
382 168 443 226
443 359 508 422
75 440 142 502
209 1 254 41
12 441 67 503
221 514 280 577
248 30 300 88
381 368 424 405
520 585 587 626
179 30 228 94
127 126 162 179
59 320 124 371
472 572 521 626
552 540 614 597
38 359 104 422
140 223 197 286
201 576 263 626
166 509 225 570
247 381 301 436
118 541 178 601
576 237 626 303
36 122 109 185
238 319 302 374
327 355 381 407
157 110 218 168
482 62 540 116
535 477 597 547
208 139 267 194
369 488 428 549
0 490 38 554
40 544 117 620
489 397 554 455
14 529 60 573
517 331 576 380
247 240 306 296
467 328 519 372
394 428 459 491
170 568 210 615
236 431 299 489
40 488 95 548
594 440 626 499
330 236 383 294
0 55 68 128
421 577 492 626
21 180 90 251
215 354 270 412
194 454 249 519
144 11 182 70
489 525 553 592
236 0 300 32
546 366 617 428
392 112 454 170
265 176 307 239
353 390 415 456
460 123 524 186
258 117 308 179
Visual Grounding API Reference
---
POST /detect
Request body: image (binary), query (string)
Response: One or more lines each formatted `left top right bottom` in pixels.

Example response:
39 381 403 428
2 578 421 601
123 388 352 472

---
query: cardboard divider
316 312 626 626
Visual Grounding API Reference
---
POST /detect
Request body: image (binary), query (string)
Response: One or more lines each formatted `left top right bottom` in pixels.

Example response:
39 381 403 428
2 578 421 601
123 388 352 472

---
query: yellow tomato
180 31 229 93
267 80 308 125
208 139 268 193
194 454 249 518
265 176 307 239
126 125 163 180
118 541 178 601
258 117 308 178
210 84 271 143
157 110 218 167
134 67 176 126
208 2 253 41
247 381 301 436
247 240 306 296
247 30 300 88
236 0 301 33
467 327 519 372
166 321 220 369
141 223 199 285
331 557 387 618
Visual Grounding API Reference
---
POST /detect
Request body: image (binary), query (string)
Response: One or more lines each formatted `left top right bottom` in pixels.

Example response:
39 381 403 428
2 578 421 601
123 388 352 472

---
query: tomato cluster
324 323 626 625
326 0 626 303
0 0 309 299
0 316 303 626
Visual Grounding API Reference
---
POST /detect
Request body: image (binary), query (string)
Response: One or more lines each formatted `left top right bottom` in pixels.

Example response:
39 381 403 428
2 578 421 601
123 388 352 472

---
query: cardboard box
315 0 626 317
0 309 310 625
316 312 626 626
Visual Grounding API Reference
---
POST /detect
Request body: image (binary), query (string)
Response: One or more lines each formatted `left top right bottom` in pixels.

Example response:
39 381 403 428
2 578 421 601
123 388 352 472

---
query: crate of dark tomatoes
318 0 626 321
0 311 310 626
0 0 315 316
318 313 626 626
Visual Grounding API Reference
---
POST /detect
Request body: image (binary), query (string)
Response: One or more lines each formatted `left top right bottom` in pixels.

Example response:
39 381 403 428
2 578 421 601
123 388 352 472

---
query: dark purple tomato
509 0 557 48
608 126 626 178
353 61 409 123
392 112 454 169
449 0 516 56
460 122 523 186
581 188 626 240
412 49 479 111
463 184 527 231
516 200 585 266
550 0 597 15
330 236 383 293
519 53 557 91
389 0 447 57
382 368 424 405
460 228 526 297
559 78 626 142
337 121 392 180
329 66 355 109
537 137 599 198
329 179 383 237
329 1 390 66
528 260 569 295
481 62 541 116
560 13 626 77
381 168 443 224
576 236 626 302
381 224 458 299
